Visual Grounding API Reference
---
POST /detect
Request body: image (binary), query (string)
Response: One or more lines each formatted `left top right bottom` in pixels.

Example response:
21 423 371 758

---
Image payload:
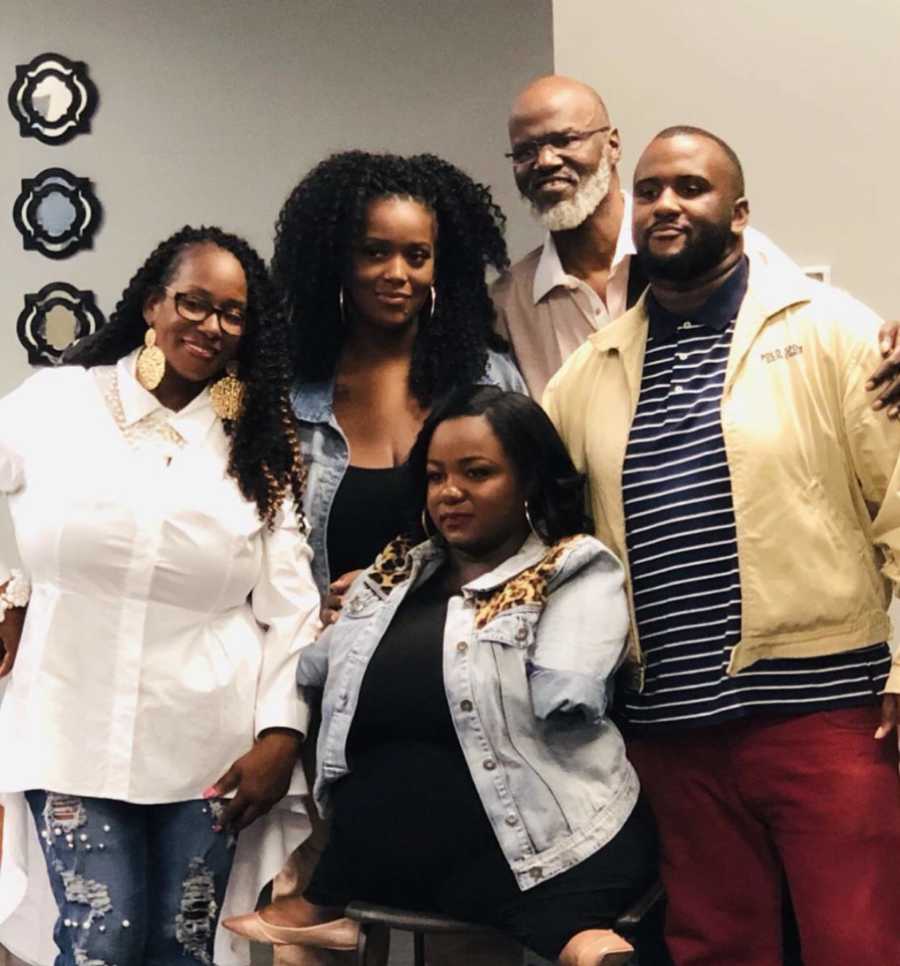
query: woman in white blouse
0 226 320 966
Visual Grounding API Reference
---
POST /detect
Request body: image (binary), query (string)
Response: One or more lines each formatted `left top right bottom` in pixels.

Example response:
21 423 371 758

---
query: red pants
628 705 900 966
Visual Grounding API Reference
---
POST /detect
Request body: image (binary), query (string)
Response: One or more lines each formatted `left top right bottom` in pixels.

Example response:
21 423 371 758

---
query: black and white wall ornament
8 52 98 145
17 282 105 366
13 168 102 259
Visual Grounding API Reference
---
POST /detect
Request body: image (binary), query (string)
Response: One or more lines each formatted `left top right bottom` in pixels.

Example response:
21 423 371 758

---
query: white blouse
0 350 320 965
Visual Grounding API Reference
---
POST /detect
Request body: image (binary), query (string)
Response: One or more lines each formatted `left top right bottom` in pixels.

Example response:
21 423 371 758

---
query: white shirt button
672 385 685 395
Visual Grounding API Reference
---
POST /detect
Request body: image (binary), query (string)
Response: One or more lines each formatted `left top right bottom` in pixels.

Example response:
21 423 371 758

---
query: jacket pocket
342 583 383 620
475 609 538 649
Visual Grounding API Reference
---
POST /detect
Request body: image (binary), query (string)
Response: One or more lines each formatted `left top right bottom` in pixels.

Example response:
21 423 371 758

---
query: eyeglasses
505 126 610 166
165 287 246 335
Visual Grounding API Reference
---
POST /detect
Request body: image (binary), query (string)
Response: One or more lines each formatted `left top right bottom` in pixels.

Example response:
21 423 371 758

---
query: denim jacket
291 351 527 595
297 532 640 891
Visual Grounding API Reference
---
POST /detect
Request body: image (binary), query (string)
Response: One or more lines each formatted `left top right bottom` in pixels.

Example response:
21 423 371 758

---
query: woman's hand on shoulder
320 569 362 627
0 604 26 677
205 728 303 834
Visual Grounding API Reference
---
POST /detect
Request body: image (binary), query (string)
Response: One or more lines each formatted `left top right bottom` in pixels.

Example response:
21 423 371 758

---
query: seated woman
226 386 657 965
0 226 319 966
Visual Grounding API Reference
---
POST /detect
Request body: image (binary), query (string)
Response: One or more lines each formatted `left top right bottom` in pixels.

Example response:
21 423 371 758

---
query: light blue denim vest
290 351 526 596
297 533 640 891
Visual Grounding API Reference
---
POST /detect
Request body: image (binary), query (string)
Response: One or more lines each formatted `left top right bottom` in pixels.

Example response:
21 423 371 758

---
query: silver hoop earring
428 285 436 322
524 500 545 543
421 508 436 540
339 287 346 324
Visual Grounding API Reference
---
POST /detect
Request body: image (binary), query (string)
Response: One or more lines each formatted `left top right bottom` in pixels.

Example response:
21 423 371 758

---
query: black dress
305 569 658 960
326 464 413 581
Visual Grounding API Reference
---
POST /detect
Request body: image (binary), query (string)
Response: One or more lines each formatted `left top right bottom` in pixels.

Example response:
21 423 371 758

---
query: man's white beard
534 154 612 232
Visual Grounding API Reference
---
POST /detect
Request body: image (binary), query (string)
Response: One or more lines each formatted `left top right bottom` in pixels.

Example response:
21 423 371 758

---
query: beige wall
0 0 553 564
555 0 900 639
553 0 900 317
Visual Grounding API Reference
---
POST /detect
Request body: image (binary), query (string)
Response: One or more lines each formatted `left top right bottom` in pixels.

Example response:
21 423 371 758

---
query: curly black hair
65 225 307 530
270 151 510 406
408 385 590 543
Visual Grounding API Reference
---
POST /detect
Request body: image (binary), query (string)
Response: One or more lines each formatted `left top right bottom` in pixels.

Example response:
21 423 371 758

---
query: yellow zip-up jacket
544 256 900 695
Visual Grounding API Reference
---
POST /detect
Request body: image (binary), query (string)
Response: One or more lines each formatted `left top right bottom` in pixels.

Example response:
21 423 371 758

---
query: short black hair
408 385 589 543
653 125 745 196
271 150 510 406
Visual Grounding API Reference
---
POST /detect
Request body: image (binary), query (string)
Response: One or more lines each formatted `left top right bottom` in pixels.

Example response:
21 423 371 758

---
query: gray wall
0 0 553 563
553 0 900 318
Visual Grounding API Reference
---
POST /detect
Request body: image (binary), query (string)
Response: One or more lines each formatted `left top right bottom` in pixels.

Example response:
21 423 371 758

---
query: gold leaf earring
136 327 166 391
210 361 245 420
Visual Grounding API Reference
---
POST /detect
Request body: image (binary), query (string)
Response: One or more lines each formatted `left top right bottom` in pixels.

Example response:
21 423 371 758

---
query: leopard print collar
363 533 586 627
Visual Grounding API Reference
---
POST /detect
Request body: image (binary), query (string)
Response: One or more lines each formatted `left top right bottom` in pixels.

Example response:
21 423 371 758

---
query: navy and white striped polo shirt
621 258 890 730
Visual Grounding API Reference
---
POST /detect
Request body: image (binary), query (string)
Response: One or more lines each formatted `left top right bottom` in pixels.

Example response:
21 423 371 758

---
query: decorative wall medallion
7 52 98 145
13 168 102 259
17 283 105 366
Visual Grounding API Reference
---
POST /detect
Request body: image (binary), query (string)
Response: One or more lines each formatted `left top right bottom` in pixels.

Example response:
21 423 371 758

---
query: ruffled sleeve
0 370 48 584
250 500 322 738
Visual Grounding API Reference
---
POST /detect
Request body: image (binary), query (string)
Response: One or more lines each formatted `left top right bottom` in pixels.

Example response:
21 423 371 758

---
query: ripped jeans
25 790 237 966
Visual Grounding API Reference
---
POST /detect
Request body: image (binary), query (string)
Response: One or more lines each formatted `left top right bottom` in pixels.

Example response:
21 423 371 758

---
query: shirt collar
116 349 218 445
646 255 750 341
532 191 635 304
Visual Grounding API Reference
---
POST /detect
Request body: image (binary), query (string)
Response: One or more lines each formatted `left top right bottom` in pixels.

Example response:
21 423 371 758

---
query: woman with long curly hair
0 226 319 966
224 153 524 961
273 150 525 603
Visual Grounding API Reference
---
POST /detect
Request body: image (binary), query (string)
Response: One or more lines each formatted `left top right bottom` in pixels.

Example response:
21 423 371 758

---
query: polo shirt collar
647 255 750 341
532 191 635 304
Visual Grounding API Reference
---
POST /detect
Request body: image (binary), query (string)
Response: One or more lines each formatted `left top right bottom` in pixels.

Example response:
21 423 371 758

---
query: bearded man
493 76 794 398
544 126 900 966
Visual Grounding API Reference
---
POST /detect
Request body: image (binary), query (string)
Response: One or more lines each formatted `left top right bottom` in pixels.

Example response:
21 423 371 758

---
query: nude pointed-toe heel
222 911 359 949
558 928 634 966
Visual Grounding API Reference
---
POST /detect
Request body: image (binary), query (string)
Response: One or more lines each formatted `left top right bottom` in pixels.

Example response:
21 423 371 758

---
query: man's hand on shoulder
866 319 900 418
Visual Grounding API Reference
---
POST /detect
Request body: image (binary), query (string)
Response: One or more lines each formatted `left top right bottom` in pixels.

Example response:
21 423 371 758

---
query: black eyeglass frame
164 286 247 335
504 126 611 165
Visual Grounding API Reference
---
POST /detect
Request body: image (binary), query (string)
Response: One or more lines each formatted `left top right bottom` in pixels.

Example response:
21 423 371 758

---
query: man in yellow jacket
545 126 900 966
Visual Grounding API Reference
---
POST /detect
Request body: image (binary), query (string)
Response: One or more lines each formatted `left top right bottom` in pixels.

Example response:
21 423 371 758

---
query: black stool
346 880 665 965
346 903 496 965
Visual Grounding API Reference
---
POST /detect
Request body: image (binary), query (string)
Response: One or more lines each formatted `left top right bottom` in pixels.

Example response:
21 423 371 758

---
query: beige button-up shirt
492 193 635 399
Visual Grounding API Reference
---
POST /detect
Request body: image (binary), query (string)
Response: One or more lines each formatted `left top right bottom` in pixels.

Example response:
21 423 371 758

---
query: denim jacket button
460 700 473 712
530 867 543 880
505 815 519 827
348 597 364 614
456 641 468 653
483 758 497 771
515 625 528 641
